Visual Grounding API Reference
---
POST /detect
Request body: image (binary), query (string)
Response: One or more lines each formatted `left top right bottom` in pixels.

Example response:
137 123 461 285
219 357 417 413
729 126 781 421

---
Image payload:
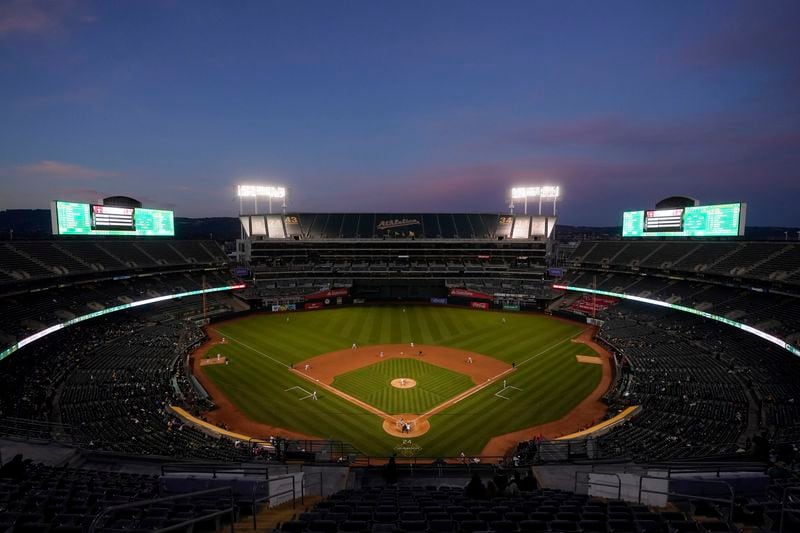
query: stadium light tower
236 184 287 215
510 186 561 215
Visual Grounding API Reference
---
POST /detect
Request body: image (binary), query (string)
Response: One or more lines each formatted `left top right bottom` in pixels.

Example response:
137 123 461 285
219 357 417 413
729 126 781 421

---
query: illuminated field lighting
237 185 286 198
236 184 287 215
510 185 561 215
511 186 560 199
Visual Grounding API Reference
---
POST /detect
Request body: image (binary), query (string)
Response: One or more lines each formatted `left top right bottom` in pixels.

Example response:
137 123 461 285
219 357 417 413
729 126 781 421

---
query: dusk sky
1 0 798 225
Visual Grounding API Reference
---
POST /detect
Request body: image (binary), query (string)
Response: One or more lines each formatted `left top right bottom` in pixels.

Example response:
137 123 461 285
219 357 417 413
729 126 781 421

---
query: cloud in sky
14 160 118 181
501 112 799 154
0 0 93 38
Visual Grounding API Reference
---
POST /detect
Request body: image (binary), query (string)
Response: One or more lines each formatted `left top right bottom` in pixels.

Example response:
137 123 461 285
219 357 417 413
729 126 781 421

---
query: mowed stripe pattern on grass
205 307 600 456
332 359 474 414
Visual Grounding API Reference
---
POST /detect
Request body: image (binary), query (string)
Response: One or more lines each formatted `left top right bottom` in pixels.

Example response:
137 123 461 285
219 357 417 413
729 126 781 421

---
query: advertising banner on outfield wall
304 302 324 310
430 297 448 305
449 288 493 300
271 304 297 312
304 288 349 301
470 301 490 310
502 303 521 311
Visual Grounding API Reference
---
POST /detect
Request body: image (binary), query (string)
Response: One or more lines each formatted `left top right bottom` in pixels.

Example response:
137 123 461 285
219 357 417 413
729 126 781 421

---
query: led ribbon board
552 284 800 357
0 284 245 362
622 203 745 237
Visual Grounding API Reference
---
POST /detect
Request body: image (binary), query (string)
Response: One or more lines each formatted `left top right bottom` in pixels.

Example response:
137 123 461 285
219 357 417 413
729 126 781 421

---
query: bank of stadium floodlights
510 186 560 215
553 284 800 357
237 184 286 215
0 284 246 363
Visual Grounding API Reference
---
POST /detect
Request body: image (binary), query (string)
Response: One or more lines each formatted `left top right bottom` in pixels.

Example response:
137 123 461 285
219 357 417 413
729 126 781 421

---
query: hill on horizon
0 209 797 242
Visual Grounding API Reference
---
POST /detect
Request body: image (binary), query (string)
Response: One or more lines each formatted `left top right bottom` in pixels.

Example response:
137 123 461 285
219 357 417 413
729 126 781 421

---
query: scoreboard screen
623 203 745 238
52 201 175 236
644 208 684 233
92 205 135 231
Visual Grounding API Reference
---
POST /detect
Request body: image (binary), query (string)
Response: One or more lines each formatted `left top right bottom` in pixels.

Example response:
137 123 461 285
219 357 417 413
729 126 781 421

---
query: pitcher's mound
383 414 431 437
390 378 417 389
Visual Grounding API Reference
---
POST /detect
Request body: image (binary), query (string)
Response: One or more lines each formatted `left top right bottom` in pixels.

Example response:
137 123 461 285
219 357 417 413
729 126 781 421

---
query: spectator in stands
504 475 520 495
519 471 538 491
464 473 487 499
486 480 498 499
384 454 398 485
0 454 29 481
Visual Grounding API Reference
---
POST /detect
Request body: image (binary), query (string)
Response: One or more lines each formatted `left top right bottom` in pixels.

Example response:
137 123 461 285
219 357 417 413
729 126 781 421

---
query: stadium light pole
510 186 561 215
236 184 287 215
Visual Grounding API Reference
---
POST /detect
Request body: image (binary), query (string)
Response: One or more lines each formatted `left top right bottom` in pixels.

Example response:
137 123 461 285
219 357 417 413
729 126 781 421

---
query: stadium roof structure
239 213 557 240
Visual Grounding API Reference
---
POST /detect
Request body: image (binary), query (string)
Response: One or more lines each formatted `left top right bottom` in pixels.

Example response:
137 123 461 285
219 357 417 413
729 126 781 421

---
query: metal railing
656 462 767 477
249 474 299 530
0 416 77 443
779 486 800 533
87 486 236 533
637 475 735 522
160 463 290 478
574 470 622 500
158 464 321 531
359 455 508 467
160 462 312 478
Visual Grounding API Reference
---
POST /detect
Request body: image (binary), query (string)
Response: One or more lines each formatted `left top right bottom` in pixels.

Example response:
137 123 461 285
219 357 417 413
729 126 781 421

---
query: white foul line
412 330 582 421
515 331 583 367
210 329 290 368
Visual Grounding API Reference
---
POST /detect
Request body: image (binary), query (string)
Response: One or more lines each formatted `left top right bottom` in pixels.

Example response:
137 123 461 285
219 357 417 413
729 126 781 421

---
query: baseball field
195 306 608 458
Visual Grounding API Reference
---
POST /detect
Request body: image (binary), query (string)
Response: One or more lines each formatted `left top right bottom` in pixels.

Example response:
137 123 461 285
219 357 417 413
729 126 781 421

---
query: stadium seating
551 238 800 463
0 309 262 461
0 460 247 533
569 241 800 288
546 293 800 461
0 238 255 461
0 270 240 348
278 483 752 533
278 213 507 240
0 240 227 285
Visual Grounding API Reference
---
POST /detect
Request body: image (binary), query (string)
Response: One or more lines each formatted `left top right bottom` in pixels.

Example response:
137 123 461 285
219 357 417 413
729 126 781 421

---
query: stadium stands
277 481 760 533
550 240 800 463
0 240 227 284
0 239 256 461
3 231 800 533
242 213 555 306
0 460 249 533
569 241 800 288
271 213 518 240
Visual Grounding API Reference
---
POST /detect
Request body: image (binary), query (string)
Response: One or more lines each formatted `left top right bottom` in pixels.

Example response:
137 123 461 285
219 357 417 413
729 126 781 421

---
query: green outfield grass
332 359 474 414
201 306 601 457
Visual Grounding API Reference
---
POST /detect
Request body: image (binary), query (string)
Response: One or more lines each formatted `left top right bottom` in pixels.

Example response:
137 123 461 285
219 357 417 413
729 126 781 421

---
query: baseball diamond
194 305 608 457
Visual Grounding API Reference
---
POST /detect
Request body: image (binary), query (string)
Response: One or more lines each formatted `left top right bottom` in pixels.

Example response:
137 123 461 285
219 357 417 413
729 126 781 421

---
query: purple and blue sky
1 0 798 225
